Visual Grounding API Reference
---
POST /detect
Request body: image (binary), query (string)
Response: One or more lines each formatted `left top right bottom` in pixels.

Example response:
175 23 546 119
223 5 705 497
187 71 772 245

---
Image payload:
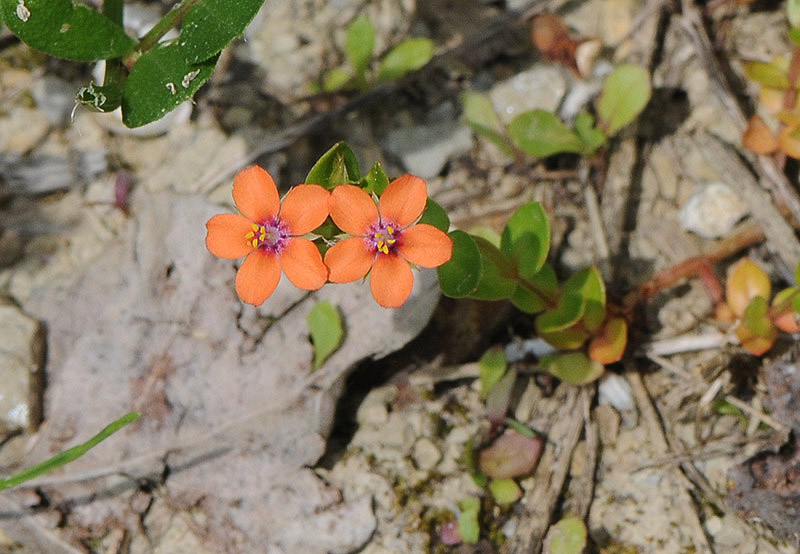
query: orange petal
397 224 453 268
379 174 427 227
324 237 375 283
280 238 328 290
370 254 414 308
235 249 281 306
232 165 280 223
280 185 330 235
206 214 256 259
329 185 378 235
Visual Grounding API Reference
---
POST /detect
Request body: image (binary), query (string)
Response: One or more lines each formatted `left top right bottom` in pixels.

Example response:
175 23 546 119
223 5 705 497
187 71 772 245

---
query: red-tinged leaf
772 287 800 333
726 258 771 317
736 321 777 355
742 115 778 155
478 428 543 479
588 317 628 364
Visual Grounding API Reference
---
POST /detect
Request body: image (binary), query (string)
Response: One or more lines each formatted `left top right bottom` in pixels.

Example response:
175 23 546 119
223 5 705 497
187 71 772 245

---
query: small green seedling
316 15 434 93
462 64 652 159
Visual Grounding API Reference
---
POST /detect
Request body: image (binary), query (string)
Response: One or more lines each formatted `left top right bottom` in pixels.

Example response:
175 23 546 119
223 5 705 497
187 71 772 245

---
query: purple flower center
366 220 400 255
246 217 289 254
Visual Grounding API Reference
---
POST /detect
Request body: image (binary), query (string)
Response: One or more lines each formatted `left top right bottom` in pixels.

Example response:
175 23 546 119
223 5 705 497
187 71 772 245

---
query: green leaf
574 110 607 154
507 109 583 158
305 142 361 189
179 0 263 63
437 230 482 298
538 327 590 351
512 263 557 314
562 267 606 331
462 92 515 156
501 202 551 278
322 67 353 92
0 0 136 61
790 27 800 46
307 300 344 369
536 292 585 334
470 236 518 300
479 347 507 400
122 41 217 128
794 262 800 286
504 417 537 438
0 412 139 491
743 296 773 338
741 60 790 90
489 478 522 506
418 198 450 232
543 516 587 554
485 367 516 425
75 82 123 113
377 37 434 81
345 15 375 78
540 352 604 385
458 497 481 544
596 64 652 136
361 162 390 195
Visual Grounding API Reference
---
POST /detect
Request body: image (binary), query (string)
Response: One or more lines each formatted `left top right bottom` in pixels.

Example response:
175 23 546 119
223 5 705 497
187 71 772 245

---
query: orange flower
205 165 329 306
324 174 453 308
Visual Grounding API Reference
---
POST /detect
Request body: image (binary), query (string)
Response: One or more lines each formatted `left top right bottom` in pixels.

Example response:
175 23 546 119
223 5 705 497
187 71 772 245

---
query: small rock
598 373 635 413
489 64 567 125
412 437 441 471
385 120 473 179
0 108 50 154
679 182 749 239
0 299 44 433
31 76 77 126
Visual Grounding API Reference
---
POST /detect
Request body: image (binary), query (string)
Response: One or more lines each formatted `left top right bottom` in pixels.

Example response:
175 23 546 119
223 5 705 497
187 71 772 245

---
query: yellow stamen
245 231 255 239
387 225 394 234
251 238 258 248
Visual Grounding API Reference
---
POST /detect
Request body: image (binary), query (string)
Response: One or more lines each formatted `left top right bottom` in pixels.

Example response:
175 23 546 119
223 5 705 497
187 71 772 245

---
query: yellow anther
245 231 255 239
251 238 258 248
251 223 260 231
387 238 396 245
387 226 394 234
374 231 382 239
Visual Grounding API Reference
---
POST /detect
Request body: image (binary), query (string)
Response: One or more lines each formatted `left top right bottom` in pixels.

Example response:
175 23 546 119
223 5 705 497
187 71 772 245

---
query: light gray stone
385 120 473 179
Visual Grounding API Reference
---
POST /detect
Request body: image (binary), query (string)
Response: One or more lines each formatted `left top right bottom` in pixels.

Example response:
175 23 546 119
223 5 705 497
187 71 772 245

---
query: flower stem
127 0 202 63
101 0 127 96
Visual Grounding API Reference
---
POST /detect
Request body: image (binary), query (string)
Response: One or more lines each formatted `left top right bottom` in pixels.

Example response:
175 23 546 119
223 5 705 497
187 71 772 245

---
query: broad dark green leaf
179 0 264 63
307 300 344 369
377 37 434 81
470 236 517 300
437 230 482 298
418 198 449 232
122 41 217 128
511 263 557 314
501 203 550 278
305 142 361 189
345 15 374 78
0 0 135 61
507 109 583 158
596 64 651 136
0 412 139 491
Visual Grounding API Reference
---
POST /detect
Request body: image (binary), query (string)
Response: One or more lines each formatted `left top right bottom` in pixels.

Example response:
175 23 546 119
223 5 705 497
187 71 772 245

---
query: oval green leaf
345 15 375 77
574 109 607 154
377 37 434 81
122 41 217 128
418 198 450 232
501 202 551 278
507 109 583 158
305 142 361 189
596 64 652 136
307 300 344 369
535 292 585 334
360 161 390 195
540 352 604 385
489 478 522 506
470 236 518 300
543 516 587 554
437 230 482 298
743 295 774 338
0 0 135 61
179 0 264 63
562 267 606 331
457 497 481 545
